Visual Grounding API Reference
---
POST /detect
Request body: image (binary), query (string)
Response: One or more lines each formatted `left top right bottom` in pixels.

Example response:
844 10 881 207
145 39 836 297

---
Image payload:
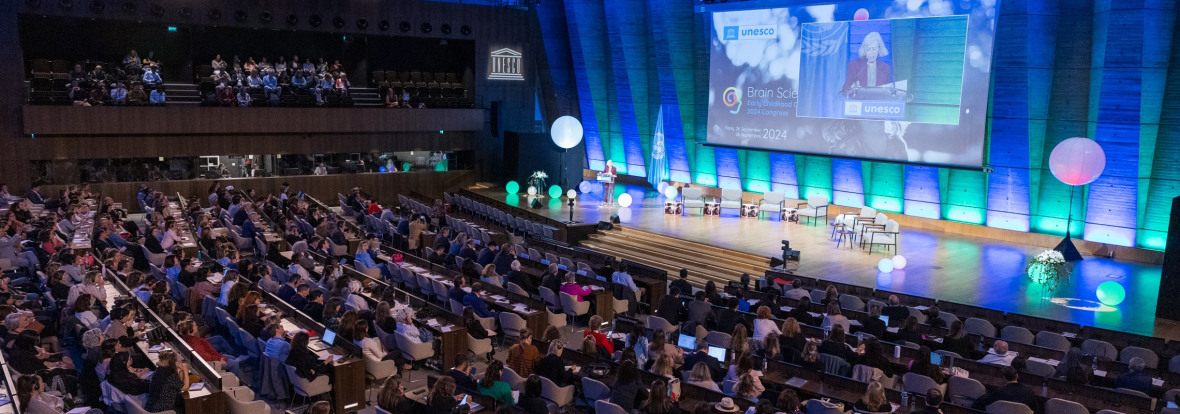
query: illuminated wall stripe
604 0 649 176
537 0 1180 249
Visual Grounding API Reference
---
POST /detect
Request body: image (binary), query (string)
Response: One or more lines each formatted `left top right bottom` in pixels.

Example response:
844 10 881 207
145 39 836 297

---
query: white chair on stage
853 206 878 229
682 187 706 215
797 194 829 225
719 188 743 213
758 191 785 219
865 219 900 254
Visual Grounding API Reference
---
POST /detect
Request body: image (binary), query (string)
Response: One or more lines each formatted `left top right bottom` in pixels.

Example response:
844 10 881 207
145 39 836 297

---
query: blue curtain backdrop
798 21 849 118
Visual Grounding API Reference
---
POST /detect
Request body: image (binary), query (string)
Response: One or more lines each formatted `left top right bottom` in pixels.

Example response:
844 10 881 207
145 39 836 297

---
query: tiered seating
25 58 74 104
456 189 1179 414
443 193 559 239
371 69 473 108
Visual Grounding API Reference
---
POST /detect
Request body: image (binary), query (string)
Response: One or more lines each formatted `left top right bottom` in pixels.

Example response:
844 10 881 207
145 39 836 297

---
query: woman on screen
841 31 892 95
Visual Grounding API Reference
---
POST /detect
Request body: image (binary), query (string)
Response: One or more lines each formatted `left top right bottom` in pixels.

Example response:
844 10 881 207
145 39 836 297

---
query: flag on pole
648 105 667 189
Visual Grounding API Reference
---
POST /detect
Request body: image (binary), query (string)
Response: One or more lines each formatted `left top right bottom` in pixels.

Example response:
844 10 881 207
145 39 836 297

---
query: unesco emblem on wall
488 48 524 80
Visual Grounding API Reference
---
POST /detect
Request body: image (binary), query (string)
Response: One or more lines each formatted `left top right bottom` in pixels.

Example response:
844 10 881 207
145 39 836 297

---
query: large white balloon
663 185 679 200
877 258 894 273
550 116 585 149
617 193 633 208
1049 137 1106 186
892 255 907 270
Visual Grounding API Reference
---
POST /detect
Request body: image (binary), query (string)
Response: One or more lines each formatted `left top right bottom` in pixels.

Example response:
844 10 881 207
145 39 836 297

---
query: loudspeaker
597 221 613 230
502 131 520 183
529 198 542 209
610 214 620 224
1158 196 1180 320
490 101 501 137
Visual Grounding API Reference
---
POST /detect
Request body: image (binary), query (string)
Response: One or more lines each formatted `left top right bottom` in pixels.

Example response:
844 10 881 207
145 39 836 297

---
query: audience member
972 366 1037 410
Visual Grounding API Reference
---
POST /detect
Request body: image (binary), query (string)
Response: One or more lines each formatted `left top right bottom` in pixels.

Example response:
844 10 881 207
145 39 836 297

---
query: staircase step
578 227 772 289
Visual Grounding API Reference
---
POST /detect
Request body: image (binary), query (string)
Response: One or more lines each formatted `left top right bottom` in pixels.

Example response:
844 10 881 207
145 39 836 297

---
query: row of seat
444 193 559 239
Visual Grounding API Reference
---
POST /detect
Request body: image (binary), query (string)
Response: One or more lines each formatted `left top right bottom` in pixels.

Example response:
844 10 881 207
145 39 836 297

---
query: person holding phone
428 376 463 412
146 351 190 412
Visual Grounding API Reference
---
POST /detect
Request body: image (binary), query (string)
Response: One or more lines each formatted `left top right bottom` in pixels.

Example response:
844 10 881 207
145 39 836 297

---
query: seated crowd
0 180 1172 414
203 54 350 107
54 49 167 106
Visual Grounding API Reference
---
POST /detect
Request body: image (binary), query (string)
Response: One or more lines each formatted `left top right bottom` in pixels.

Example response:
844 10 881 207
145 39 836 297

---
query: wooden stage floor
473 185 1167 338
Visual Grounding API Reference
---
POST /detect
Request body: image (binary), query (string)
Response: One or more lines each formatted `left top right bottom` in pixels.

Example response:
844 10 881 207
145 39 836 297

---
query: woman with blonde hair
779 317 805 357
377 377 425 412
853 380 891 413
648 331 684 368
651 353 675 378
582 336 598 356
730 324 751 358
480 263 502 287
734 372 763 401
799 340 821 371
686 362 720 392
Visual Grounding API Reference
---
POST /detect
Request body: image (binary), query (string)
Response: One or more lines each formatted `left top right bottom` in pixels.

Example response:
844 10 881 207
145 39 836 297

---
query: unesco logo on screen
723 26 739 40
724 25 777 40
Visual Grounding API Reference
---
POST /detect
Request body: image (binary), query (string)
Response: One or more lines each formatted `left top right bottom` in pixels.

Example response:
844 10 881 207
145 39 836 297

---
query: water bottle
900 391 909 407
1091 354 1098 372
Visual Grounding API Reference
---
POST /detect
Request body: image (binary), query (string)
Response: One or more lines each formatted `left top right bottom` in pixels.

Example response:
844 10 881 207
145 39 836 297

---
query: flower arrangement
527 171 548 195
1026 249 1069 289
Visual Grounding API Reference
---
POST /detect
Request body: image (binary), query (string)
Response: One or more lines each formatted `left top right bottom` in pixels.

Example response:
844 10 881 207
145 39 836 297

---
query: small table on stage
741 203 759 218
704 201 721 216
665 201 683 215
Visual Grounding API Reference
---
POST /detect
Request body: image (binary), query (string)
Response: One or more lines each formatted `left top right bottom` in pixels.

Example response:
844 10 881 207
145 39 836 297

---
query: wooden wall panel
44 170 476 209
22 106 485 136
25 133 474 160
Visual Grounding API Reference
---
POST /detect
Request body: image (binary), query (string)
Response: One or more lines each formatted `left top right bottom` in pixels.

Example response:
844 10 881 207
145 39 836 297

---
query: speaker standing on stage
601 160 617 205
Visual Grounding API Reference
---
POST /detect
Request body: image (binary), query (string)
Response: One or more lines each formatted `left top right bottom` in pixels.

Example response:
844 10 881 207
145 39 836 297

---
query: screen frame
701 0 998 171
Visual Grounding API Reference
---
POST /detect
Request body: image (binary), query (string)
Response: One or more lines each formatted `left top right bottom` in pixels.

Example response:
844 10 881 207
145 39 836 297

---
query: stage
472 183 1167 338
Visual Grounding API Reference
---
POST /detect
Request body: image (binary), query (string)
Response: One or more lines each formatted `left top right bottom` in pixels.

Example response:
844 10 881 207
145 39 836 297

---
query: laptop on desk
310 329 335 352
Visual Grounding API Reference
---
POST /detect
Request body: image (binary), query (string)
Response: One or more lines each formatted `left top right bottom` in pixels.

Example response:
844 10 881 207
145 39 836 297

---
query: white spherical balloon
617 193 633 208
877 258 894 273
578 180 592 193
663 185 679 200
566 189 577 199
550 116 584 149
1049 137 1106 186
526 186 537 196
892 255 907 270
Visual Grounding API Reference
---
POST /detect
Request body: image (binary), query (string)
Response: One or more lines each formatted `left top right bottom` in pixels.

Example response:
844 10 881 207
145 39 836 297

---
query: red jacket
184 334 226 362
583 329 615 354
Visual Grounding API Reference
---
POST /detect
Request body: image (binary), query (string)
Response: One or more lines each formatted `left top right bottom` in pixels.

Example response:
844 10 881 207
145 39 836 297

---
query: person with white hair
1115 356 1153 393
842 31 893 93
978 340 1017 366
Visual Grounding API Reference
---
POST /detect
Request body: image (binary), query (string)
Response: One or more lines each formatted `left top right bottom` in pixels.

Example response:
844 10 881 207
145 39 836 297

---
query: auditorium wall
537 0 1180 250
1 0 541 187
